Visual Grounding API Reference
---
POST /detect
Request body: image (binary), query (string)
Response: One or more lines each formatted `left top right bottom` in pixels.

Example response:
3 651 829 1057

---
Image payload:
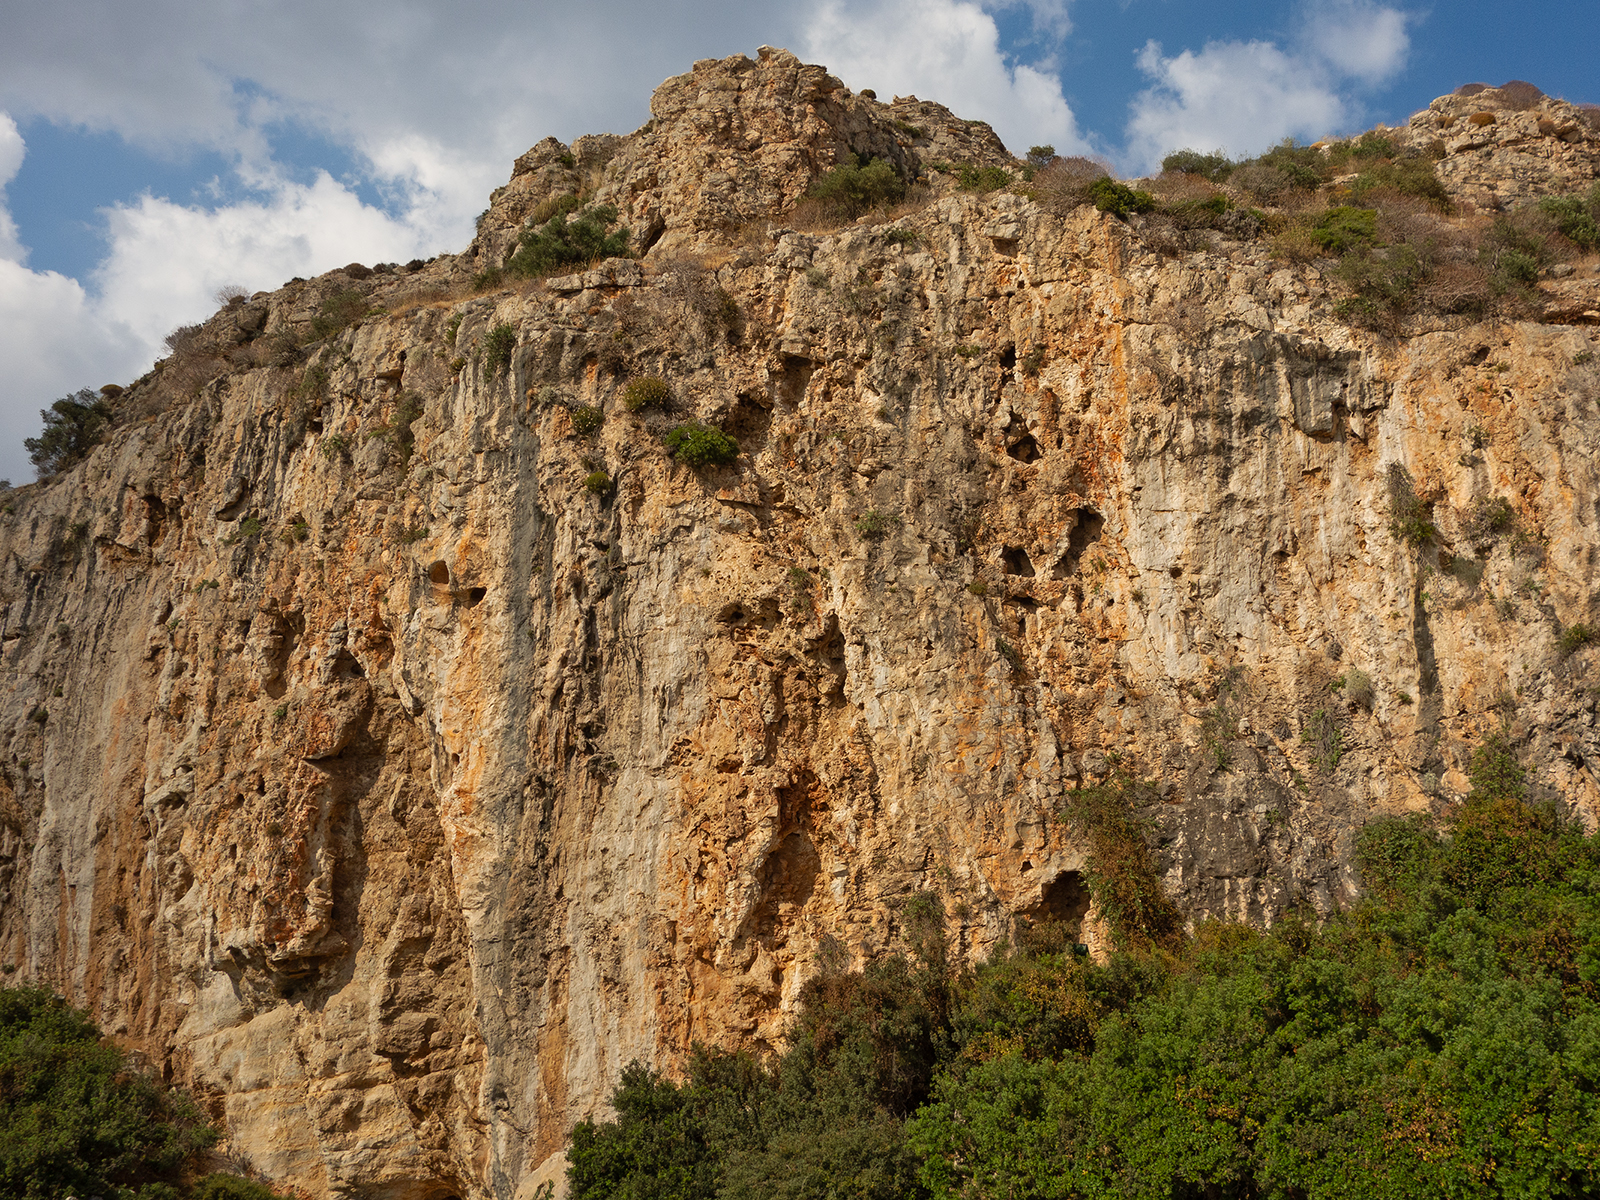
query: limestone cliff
1 48 1598 1200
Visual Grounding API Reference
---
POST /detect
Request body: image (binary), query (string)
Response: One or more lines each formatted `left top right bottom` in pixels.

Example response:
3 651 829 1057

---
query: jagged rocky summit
1 46 1598 1200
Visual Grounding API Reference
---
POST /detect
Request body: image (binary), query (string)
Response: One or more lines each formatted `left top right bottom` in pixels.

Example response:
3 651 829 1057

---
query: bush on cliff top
571 734 1600 1200
25 388 113 477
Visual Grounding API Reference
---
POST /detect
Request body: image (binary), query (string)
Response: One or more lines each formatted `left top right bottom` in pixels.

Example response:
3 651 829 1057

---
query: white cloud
93 170 462 350
0 111 470 481
1122 2 1414 173
0 114 27 263
803 0 1092 156
1306 0 1411 84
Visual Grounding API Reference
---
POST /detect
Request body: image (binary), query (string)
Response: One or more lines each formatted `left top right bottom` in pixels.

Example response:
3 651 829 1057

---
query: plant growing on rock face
484 324 517 375
622 376 672 412
1087 176 1155 220
854 510 899 538
584 470 613 495
664 422 738 467
306 288 370 342
505 202 629 278
806 157 906 217
570 405 604 435
1386 463 1435 546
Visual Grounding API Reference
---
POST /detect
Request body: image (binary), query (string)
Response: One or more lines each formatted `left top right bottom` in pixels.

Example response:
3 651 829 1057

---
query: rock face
1 49 1598 1200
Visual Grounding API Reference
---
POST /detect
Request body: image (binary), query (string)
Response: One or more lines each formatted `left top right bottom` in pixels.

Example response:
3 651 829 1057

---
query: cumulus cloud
93 171 457 351
1122 1 1413 173
803 0 1092 156
0 113 467 481
1307 0 1411 84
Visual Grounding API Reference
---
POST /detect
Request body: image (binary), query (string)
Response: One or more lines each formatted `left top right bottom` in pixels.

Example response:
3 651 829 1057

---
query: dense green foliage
1086 177 1155 220
1537 184 1600 252
664 423 739 467
506 201 630 278
572 738 1600 1199
0 988 284 1199
26 388 113 476
485 323 518 375
807 158 907 216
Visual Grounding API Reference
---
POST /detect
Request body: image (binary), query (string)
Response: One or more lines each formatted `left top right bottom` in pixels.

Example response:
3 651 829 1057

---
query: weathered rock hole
1006 433 1040 463
465 587 487 608
428 561 450 586
1001 546 1035 577
724 393 774 449
999 345 1017 371
1052 508 1104 578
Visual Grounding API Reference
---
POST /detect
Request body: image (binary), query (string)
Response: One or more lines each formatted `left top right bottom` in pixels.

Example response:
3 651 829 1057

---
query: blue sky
0 0 1594 482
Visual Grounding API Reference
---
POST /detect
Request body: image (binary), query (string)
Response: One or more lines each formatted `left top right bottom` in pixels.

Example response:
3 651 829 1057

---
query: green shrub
622 376 672 412
570 405 604 435
1311 205 1379 254
505 203 630 278
191 1174 289 1200
443 313 463 346
1537 183 1600 251
1060 763 1182 951
1342 668 1374 710
1026 145 1056 167
1160 148 1235 181
484 323 517 375
955 163 1010 193
1480 214 1549 294
584 470 612 494
25 389 112 476
1349 156 1452 211
1333 242 1427 328
853 510 899 538
1559 624 1593 658
1463 495 1516 544
1247 138 1327 189
664 423 739 467
1086 177 1155 220
1386 464 1435 545
0 987 220 1198
807 158 906 216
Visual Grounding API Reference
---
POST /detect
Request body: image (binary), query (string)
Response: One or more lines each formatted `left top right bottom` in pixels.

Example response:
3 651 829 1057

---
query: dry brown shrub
1231 164 1297 203
1147 173 1223 204
1497 80 1545 111
1031 156 1110 214
1419 261 1492 314
1268 217 1322 263
1470 112 1498 127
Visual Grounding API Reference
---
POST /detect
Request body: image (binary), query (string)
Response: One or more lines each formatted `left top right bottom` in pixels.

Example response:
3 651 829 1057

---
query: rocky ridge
0 50 1598 1200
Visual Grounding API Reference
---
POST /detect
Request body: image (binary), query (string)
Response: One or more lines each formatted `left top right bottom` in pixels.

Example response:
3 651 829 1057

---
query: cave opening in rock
1038 870 1089 926
1006 433 1040 463
1001 545 1036 577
